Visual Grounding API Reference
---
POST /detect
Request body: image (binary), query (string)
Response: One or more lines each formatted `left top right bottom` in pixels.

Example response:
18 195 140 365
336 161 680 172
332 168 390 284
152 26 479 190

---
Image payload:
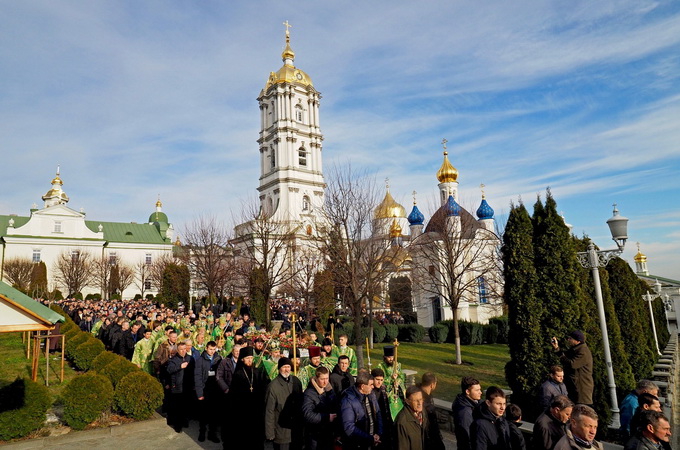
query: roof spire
480 183 486 199
281 20 295 64
412 190 417 205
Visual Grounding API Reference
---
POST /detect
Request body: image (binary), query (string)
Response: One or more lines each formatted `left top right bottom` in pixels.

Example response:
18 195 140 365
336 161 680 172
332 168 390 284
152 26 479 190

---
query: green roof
0 281 64 325
0 215 31 237
85 220 169 244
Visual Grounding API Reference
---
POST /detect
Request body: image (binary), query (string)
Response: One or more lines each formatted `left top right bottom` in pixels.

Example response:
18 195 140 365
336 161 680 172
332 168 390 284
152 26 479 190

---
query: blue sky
1 1 679 279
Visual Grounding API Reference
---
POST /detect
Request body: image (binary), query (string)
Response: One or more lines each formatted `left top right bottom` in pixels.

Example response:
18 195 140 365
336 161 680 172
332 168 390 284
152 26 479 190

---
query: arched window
478 276 488 303
271 148 276 168
302 195 310 211
298 147 307 166
295 104 304 122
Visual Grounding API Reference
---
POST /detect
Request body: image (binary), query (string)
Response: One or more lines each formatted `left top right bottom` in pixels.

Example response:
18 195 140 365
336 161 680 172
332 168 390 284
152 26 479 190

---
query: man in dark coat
394 385 428 450
624 410 672 450
166 341 192 433
551 330 594 405
452 376 482 450
194 341 222 443
538 365 569 411
330 355 354 397
532 395 573 450
554 405 603 450
226 345 270 450
371 368 394 449
264 357 304 450
302 366 338 450
340 371 383 450
470 386 511 450
420 372 445 450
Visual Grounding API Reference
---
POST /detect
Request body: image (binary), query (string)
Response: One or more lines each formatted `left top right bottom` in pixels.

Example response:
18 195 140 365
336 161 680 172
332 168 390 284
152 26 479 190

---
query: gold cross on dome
283 20 292 36
385 177 390 191
412 190 417 204
441 138 448 150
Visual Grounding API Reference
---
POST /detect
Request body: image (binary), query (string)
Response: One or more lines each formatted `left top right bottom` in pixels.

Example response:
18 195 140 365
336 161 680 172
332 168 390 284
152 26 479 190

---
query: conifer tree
29 261 48 299
653 296 670 348
606 258 655 380
502 202 545 418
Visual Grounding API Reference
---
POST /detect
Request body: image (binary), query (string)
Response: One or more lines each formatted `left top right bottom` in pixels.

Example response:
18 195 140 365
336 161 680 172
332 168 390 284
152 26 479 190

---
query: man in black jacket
624 410 672 450
166 341 192 433
470 386 511 450
532 395 573 450
194 341 222 443
420 372 445 450
302 366 337 450
330 355 354 397
452 376 482 450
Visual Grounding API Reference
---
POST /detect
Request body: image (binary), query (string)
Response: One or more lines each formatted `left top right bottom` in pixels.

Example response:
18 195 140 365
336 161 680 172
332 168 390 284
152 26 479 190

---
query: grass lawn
366 342 510 402
0 332 79 401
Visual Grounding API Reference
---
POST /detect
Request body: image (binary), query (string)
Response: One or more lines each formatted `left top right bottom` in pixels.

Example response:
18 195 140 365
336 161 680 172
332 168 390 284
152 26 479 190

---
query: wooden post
60 335 65 382
31 335 39 382
26 331 31 359
45 332 50 386
292 313 298 376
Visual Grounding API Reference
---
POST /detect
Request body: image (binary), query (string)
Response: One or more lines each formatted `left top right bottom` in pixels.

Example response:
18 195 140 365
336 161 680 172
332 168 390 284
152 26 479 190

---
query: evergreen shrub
100 356 139 387
114 372 163 420
0 378 51 440
73 292 83 300
145 294 154 300
372 322 387 344
60 320 77 334
63 328 80 343
51 289 64 300
90 351 118 373
488 316 509 344
133 294 142 301
62 373 113 430
483 323 499 344
397 324 425 343
458 321 484 345
384 324 398 343
428 323 448 343
65 332 91 359
73 339 105 371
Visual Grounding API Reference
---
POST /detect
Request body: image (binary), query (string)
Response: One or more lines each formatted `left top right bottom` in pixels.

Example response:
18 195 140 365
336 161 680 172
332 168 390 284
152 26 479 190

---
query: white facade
0 171 175 299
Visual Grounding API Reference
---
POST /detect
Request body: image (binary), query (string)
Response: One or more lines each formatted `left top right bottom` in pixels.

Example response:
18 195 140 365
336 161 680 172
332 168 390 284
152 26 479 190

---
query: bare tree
180 215 233 304
134 259 152 298
318 165 394 369
149 253 175 294
232 201 298 328
115 263 135 298
92 254 114 300
288 247 325 318
53 249 94 297
411 204 503 364
2 257 34 292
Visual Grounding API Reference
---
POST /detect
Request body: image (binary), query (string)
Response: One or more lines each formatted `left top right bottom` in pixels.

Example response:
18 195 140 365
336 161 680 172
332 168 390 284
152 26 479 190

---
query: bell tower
256 22 325 227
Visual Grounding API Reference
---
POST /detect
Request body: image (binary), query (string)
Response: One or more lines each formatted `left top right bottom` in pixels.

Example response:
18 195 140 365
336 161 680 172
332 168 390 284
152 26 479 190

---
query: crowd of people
51 298 673 450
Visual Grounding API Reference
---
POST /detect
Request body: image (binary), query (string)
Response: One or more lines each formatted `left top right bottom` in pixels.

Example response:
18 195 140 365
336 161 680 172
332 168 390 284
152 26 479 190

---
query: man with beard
166 341 192 433
301 346 323 388
320 338 338 370
378 345 406 402
226 345 270 450
302 366 338 450
194 341 222 443
265 357 304 450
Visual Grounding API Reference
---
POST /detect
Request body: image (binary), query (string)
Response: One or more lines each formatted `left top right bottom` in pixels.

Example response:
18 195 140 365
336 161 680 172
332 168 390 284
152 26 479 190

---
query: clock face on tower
296 72 303 80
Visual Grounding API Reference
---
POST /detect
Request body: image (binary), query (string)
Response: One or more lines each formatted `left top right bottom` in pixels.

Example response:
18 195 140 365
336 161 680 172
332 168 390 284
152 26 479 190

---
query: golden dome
264 23 314 91
282 41 295 61
634 243 647 263
375 191 406 219
51 175 63 186
389 218 402 238
437 151 458 183
174 237 182 246
156 199 163 208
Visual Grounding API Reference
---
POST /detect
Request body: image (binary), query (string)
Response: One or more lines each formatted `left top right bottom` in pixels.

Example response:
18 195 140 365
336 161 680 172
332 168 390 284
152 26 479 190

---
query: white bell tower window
302 195 310 211
271 148 276 168
32 249 41 263
295 104 303 122
298 147 307 166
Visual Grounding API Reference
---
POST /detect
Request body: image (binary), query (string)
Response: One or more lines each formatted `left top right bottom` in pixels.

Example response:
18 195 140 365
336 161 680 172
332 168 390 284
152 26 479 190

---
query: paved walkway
2 414 458 449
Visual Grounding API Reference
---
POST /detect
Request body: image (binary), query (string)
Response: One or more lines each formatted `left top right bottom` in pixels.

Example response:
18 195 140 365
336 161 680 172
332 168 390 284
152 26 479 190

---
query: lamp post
576 204 628 429
643 290 662 355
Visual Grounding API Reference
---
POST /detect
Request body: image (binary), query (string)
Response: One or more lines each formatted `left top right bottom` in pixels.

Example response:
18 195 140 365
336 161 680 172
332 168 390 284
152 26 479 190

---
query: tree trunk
353 307 365 369
453 307 462 364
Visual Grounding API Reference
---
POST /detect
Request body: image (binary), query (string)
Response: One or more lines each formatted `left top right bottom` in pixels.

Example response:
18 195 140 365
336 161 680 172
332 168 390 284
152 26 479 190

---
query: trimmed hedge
73 339 105 371
397 324 426 343
114 372 164 420
63 328 81 343
65 332 91 359
384 324 398 343
62 372 113 430
372 323 387 344
99 356 139 387
489 316 509 344
428 323 448 343
0 378 51 440
90 351 119 373
484 323 499 344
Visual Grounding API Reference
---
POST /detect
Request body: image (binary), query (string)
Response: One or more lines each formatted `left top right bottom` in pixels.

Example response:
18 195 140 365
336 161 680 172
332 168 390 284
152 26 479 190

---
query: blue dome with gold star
445 195 460 217
408 205 425 225
476 197 494 220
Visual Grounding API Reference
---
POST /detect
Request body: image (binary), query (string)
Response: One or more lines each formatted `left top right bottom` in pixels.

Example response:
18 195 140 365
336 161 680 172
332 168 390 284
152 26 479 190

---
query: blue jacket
619 391 639 433
341 386 383 449
194 350 222 398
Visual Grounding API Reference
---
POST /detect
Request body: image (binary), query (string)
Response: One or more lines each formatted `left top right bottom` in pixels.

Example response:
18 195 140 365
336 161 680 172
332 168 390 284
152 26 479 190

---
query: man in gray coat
265 357 304 450
539 365 569 411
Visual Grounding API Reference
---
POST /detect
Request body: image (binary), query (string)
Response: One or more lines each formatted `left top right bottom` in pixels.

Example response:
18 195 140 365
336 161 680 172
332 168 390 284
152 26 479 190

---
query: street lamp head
654 279 662 294
606 203 628 250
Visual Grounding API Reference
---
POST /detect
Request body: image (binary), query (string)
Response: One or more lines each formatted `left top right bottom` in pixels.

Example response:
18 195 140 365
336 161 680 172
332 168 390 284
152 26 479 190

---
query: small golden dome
51 175 63 186
437 151 458 183
174 237 182 246
389 218 402 238
634 243 647 263
156 199 163 208
375 191 406 219
282 42 295 61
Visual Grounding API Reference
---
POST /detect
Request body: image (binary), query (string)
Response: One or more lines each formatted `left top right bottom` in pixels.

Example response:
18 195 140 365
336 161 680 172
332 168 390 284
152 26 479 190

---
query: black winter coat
167 353 192 394
470 401 511 450
452 393 479 450
194 351 222 399
302 379 338 450
330 365 353 397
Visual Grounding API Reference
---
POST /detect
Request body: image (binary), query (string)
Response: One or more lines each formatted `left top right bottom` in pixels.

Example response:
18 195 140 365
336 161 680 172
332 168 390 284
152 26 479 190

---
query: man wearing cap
301 346 323 390
265 357 304 450
378 345 406 401
320 338 338 370
551 330 594 406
